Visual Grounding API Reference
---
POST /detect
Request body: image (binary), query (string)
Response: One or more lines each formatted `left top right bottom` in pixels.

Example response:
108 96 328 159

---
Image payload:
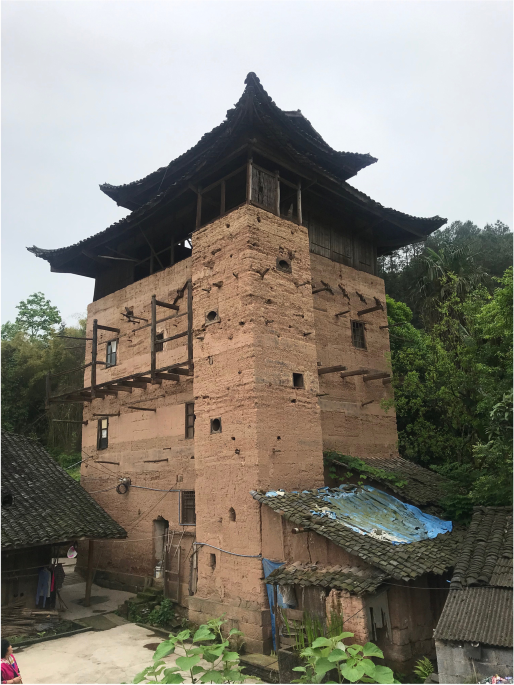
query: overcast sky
2 1 512 325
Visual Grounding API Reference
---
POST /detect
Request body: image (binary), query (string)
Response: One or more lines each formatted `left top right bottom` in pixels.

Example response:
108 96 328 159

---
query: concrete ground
15 566 260 684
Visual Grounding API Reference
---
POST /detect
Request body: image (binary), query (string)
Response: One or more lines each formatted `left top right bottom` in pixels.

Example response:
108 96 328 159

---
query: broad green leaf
292 667 307 672
314 657 335 677
311 636 332 648
176 630 191 641
193 627 215 642
346 644 364 655
341 661 366 683
199 670 224 683
363 642 384 659
191 666 205 676
154 642 176 661
327 648 348 662
360 659 376 677
132 666 151 683
175 655 201 671
162 675 184 684
229 629 243 636
334 632 354 642
373 665 397 684
222 651 240 662
163 668 181 675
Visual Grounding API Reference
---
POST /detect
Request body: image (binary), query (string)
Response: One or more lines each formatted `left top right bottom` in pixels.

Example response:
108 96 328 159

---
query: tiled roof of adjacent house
450 506 512 590
251 486 463 582
1 431 127 549
266 562 387 595
434 587 513 648
325 452 450 508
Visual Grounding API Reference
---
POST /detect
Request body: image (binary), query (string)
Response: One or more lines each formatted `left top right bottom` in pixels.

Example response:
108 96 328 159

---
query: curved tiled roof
450 506 512 589
99 73 377 210
251 487 463 582
266 562 387 595
1 431 127 549
27 74 445 274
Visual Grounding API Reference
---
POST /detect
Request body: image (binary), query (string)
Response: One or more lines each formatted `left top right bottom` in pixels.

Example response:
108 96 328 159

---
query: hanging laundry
36 567 52 608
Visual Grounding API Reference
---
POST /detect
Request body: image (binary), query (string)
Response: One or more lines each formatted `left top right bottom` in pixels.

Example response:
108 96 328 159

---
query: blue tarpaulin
309 484 452 544
262 558 296 651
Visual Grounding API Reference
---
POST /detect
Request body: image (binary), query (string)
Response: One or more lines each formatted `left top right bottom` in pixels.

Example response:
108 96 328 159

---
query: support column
84 539 95 607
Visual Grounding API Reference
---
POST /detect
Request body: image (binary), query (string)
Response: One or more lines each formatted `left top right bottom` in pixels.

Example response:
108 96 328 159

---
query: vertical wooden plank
187 280 193 371
84 539 95 607
195 188 202 229
246 157 253 204
297 180 302 225
275 171 280 216
273 584 281 650
91 320 98 400
151 295 157 381
220 180 226 215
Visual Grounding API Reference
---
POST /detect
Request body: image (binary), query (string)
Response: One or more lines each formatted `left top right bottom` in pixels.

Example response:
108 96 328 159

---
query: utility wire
194 542 261 559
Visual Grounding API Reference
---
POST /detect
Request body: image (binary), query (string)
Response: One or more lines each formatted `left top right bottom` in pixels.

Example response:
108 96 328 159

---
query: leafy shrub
413 656 434 681
148 599 175 628
133 616 244 684
291 632 398 684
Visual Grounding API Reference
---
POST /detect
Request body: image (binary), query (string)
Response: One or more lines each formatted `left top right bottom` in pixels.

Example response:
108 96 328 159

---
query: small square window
97 418 108 450
293 373 304 389
106 340 117 367
185 403 195 439
180 490 196 525
351 321 366 349
155 332 164 353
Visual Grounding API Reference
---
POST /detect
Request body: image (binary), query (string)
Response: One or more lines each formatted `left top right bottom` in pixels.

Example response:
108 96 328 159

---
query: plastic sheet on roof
265 484 452 545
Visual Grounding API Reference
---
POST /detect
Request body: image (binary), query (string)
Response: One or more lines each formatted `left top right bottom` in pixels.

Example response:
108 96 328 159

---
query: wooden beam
106 384 132 393
318 365 348 375
220 179 226 214
151 295 157 381
52 419 88 425
297 180 302 225
275 170 280 216
91 320 98 400
96 324 120 333
187 280 193 370
335 310 350 317
357 304 383 317
155 372 181 382
363 372 390 382
246 157 253 204
139 376 161 385
195 187 202 228
382 377 392 385
92 412 120 417
339 368 369 379
119 380 149 389
55 335 93 341
160 331 188 344
155 300 179 311
127 406 157 412
379 322 407 329
166 366 193 377
361 400 374 407
312 286 331 294
96 460 120 465
84 540 95 607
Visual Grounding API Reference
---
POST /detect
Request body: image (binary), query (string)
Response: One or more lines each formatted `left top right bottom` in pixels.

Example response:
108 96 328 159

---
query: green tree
2 292 62 340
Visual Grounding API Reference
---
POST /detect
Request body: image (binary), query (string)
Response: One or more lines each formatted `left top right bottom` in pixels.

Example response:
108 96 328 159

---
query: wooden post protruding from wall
151 295 157 382
91 319 98 400
297 180 302 225
246 156 253 204
187 280 193 371
220 179 226 215
195 187 202 229
275 170 280 216
84 539 95 607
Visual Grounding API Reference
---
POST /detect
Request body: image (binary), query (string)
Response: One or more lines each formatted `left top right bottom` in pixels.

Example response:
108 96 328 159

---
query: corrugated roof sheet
434 587 513 647
266 562 387 595
451 506 512 589
251 486 463 581
1 431 127 549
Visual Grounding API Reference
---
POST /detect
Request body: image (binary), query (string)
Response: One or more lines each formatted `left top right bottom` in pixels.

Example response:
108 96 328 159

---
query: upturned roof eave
99 73 377 210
